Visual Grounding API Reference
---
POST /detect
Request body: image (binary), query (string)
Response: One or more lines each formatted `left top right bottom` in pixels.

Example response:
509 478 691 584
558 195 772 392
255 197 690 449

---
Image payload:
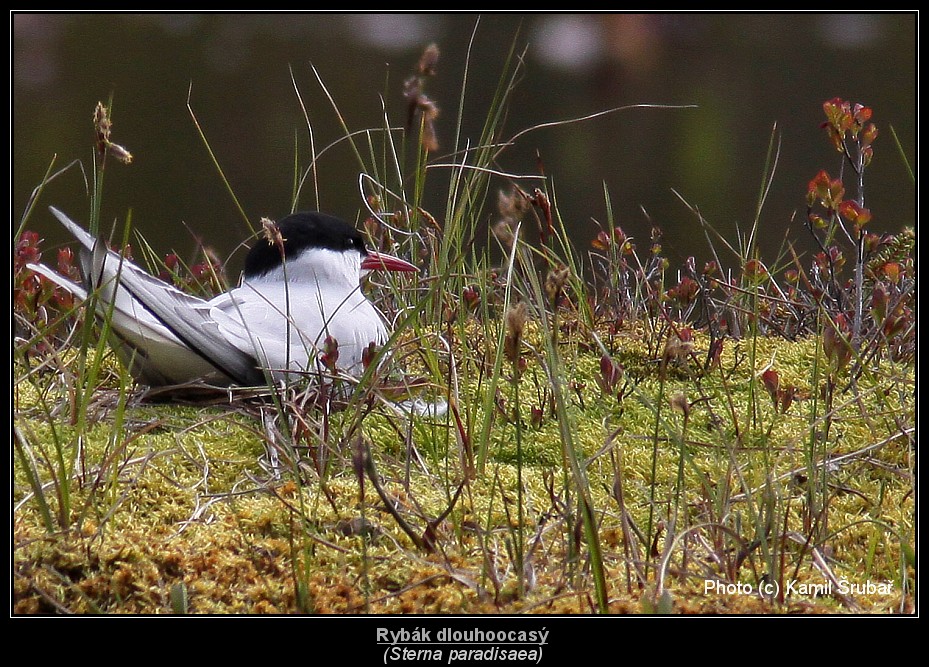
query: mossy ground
13 326 915 615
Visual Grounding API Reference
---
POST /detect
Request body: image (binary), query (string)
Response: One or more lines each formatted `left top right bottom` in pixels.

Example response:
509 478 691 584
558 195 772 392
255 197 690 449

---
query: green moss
13 324 914 614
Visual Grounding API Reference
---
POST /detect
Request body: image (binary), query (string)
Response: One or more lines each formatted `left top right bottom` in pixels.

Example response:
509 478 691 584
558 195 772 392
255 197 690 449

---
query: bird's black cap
243 212 368 279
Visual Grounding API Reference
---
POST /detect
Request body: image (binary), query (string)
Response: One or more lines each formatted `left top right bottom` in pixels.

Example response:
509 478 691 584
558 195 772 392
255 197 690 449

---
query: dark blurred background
13 13 916 274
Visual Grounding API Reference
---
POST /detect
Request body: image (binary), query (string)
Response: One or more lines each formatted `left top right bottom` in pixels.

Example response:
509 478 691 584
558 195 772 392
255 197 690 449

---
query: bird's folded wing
47 207 264 386
209 289 323 377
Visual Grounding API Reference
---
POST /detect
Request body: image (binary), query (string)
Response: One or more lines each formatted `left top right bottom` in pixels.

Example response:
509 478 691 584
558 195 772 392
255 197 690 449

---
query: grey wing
209 286 324 380
47 207 263 386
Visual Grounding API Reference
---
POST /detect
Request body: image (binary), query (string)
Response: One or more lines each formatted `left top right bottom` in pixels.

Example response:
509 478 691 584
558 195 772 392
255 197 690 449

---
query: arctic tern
28 207 417 387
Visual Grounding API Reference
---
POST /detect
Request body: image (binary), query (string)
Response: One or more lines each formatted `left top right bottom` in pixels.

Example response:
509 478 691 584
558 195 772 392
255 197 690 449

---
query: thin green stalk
672 400 690 529
476 223 520 473
646 364 667 579
516 237 609 613
511 371 525 596
187 85 252 233
13 425 56 533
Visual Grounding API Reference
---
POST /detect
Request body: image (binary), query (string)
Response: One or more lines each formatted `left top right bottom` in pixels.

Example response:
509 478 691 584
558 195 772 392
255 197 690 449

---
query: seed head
545 265 570 304
503 302 528 365
93 101 133 164
261 217 286 257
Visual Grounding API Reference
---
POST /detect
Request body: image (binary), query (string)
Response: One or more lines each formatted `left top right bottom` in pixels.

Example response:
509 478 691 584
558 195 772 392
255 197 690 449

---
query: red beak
361 250 418 273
